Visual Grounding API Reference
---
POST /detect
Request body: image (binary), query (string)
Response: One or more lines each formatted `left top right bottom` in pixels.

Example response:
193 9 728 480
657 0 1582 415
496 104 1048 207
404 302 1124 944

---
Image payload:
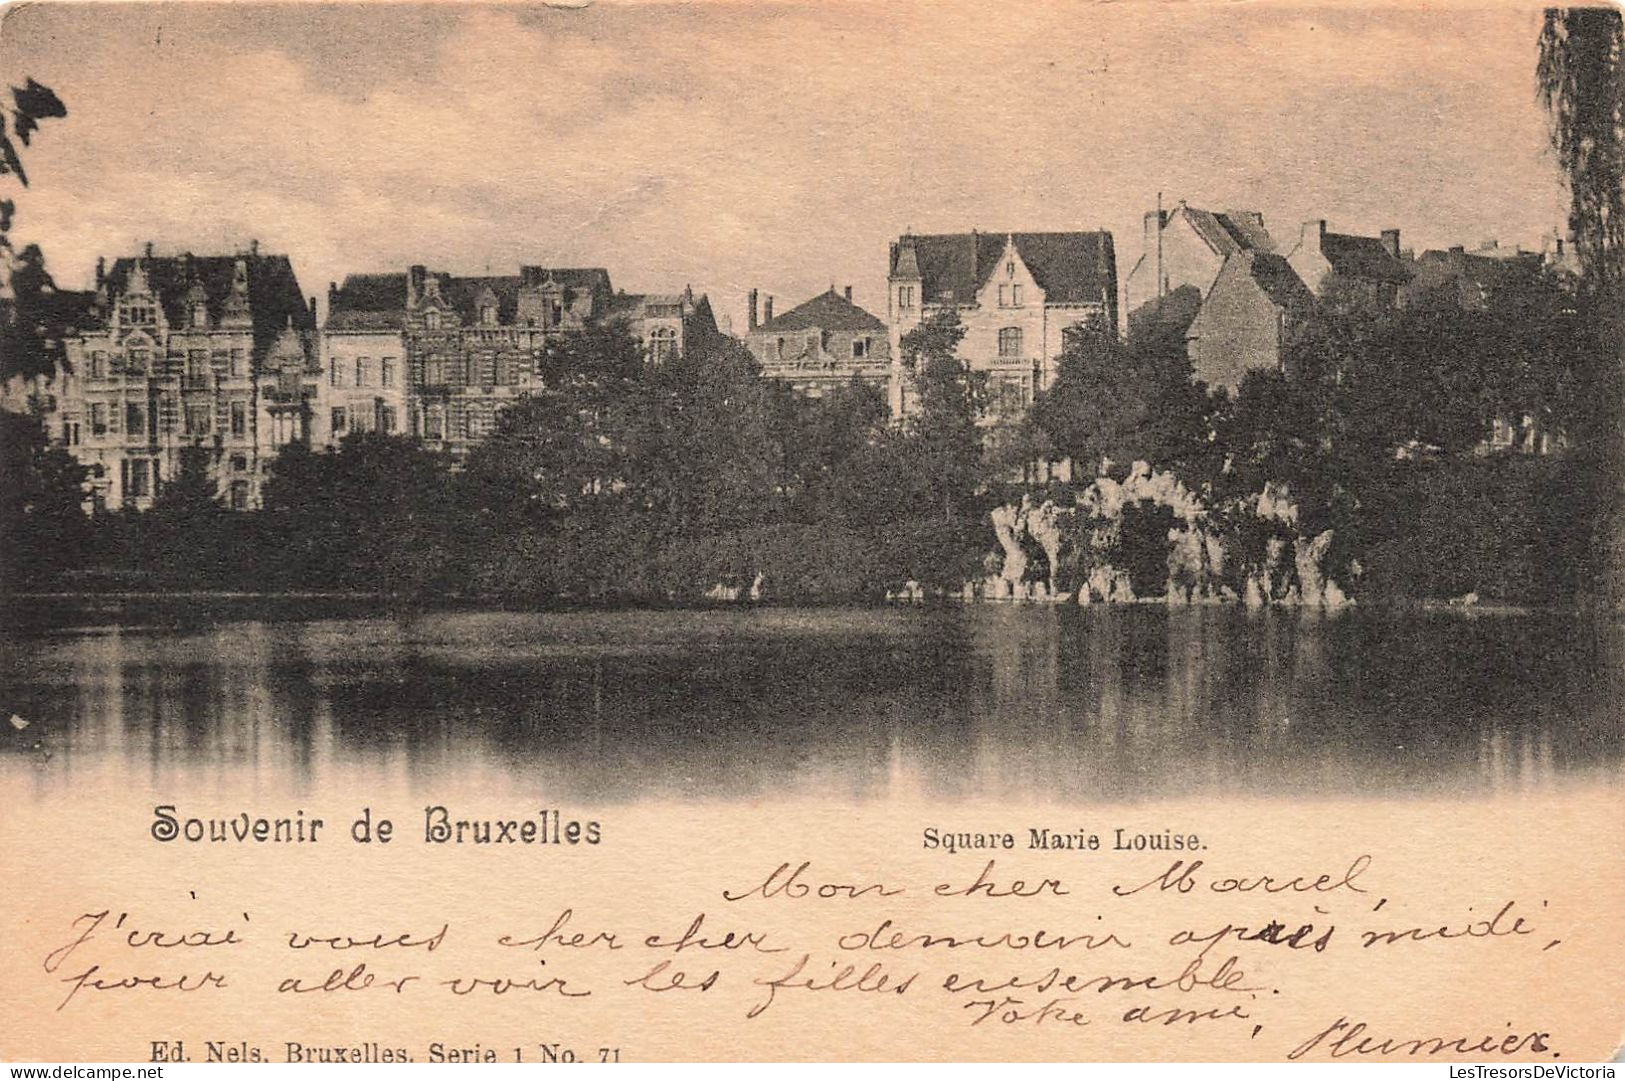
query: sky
0 0 1571 332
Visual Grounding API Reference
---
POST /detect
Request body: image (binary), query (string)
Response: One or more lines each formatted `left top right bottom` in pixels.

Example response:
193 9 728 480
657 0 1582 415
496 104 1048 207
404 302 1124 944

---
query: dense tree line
4 272 1613 606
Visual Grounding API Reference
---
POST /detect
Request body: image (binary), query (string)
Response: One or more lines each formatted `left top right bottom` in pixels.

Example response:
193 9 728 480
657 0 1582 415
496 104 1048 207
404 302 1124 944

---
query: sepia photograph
1 0 1622 1065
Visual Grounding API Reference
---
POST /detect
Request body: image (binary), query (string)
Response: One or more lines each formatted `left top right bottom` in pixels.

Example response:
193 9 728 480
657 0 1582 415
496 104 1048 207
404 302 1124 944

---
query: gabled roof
1181 207 1274 256
328 272 408 330
100 253 315 361
757 287 886 334
889 231 1116 305
1320 232 1410 284
1246 252 1315 310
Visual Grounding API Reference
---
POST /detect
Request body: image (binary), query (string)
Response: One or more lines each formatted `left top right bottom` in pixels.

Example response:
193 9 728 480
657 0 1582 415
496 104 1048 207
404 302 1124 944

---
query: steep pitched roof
1182 208 1274 255
1246 252 1315 310
757 287 886 334
328 266 614 329
890 231 1116 305
327 272 408 330
1320 232 1410 284
101 253 315 361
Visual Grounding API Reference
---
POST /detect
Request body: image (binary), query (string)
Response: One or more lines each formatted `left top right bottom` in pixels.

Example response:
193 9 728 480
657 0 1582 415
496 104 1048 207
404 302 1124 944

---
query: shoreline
0 588 1602 619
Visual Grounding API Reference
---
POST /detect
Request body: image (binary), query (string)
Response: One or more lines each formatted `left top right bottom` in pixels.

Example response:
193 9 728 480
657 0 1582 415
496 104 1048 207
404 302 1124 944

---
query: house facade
44 245 319 511
1285 220 1410 304
1123 202 1274 337
742 285 890 396
1185 251 1316 392
325 265 719 458
885 230 1118 420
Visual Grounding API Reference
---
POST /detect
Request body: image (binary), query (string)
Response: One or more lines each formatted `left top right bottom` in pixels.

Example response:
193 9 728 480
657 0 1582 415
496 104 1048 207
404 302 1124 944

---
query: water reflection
2 602 1621 801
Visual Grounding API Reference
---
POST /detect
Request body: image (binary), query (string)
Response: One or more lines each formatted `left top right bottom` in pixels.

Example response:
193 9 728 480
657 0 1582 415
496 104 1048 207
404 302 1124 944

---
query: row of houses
9 247 720 511
5 208 1574 512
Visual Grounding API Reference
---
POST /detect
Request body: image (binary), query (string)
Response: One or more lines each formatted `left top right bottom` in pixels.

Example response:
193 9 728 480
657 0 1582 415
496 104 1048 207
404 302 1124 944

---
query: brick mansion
3 205 1576 511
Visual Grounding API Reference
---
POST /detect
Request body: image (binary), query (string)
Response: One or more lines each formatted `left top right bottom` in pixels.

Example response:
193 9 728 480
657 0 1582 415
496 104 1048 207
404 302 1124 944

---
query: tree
1539 8 1625 301
0 409 88 589
1030 316 1205 479
1 78 68 381
899 307 983 522
261 433 455 593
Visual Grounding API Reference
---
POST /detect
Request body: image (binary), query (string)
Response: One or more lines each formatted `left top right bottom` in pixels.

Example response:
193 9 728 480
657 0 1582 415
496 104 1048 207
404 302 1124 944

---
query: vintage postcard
2 0 1623 1065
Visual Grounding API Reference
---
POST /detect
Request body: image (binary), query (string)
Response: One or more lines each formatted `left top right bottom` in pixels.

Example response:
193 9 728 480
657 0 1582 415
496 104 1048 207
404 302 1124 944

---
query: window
1011 284 1023 306
480 304 496 326
381 358 395 387
230 400 247 438
425 358 445 385
187 350 208 384
1006 260 1015 277
90 403 108 436
424 310 442 330
126 402 148 441
356 357 371 387
649 326 678 364
64 418 80 446
898 286 913 309
230 349 246 378
330 358 344 387
230 454 248 473
229 481 249 511
184 403 211 436
125 458 152 499
776 338 786 360
998 327 1024 358
852 338 870 358
90 351 107 379
425 407 444 440
998 284 1008 307
130 349 151 375
994 376 1028 414
331 407 348 434
381 405 397 434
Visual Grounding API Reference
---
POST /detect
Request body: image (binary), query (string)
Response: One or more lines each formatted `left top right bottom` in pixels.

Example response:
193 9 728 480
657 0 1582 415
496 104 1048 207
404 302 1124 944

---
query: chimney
1143 209 1166 251
747 288 758 331
844 284 853 303
1381 229 1401 259
1480 238 1498 252
764 295 774 323
1302 220 1327 253
1448 245 1466 256
249 238 259 257
95 257 105 287
143 241 154 259
308 296 317 321
407 264 426 306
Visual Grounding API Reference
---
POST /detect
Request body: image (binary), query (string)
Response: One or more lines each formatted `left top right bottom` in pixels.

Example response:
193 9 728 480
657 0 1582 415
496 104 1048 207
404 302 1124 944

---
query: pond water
2 600 1621 803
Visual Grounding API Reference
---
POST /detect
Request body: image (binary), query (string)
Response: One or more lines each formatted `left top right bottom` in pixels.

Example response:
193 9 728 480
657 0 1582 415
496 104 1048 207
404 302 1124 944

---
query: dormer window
191 303 208 327
425 310 442 330
480 304 496 326
852 338 870 359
